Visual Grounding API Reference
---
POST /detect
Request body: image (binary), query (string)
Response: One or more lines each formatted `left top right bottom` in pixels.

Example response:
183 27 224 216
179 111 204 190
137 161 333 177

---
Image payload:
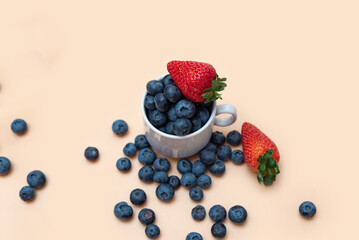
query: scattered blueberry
153 171 169 183
167 105 179 122
135 134 150 149
217 145 232 161
146 80 163 96
191 205 206 221
231 150 244 164
123 143 137 157
130 188 147 205
190 116 202 132
299 201 317 218
199 150 216 165
116 157 131 172
27 170 46 189
138 165 155 182
161 74 175 87
189 187 204 202
138 208 156 225
186 232 203 240
173 118 192 136
138 148 156 165
180 173 197 189
19 186 35 202
156 183 175 202
177 159 192 174
192 160 206 177
229 205 247 223
164 84 182 103
196 107 210 125
11 119 27 135
211 223 226 238
154 93 169 112
112 120 128 136
210 131 226 146
165 121 176 135
84 147 99 161
114 202 133 220
175 99 196 119
144 95 156 111
197 174 212 189
202 142 217 153
227 130 242 145
153 157 170 172
209 205 227 223
0 157 11 175
209 160 226 176
149 110 167 127
168 175 181 189
145 224 160 239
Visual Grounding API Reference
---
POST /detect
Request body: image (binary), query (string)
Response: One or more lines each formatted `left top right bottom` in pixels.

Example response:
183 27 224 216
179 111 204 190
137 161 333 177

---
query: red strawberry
167 60 227 103
242 122 280 186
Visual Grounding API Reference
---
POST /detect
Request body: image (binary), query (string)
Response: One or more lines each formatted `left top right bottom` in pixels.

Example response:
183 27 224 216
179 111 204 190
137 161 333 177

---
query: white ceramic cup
141 75 237 158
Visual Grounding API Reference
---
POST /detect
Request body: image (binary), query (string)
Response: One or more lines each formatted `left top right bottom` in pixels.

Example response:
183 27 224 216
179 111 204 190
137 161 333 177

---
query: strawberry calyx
201 74 227 103
257 149 280 186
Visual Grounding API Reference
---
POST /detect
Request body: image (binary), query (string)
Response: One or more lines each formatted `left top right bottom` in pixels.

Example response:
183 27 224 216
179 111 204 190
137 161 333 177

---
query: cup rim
141 75 217 140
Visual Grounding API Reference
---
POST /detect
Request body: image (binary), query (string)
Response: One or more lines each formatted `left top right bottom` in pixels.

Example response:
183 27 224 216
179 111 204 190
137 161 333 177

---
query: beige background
0 0 358 239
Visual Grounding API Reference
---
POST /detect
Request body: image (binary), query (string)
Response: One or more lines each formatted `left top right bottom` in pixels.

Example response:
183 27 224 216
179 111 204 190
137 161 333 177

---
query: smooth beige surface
0 0 358 239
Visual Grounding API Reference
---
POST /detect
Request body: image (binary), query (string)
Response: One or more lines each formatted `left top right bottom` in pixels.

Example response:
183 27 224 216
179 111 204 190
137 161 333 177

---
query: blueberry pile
19 170 47 202
144 75 213 136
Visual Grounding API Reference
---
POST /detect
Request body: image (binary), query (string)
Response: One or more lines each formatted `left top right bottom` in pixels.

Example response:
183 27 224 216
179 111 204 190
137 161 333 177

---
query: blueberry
112 120 128 136
165 121 176 135
161 74 175 87
211 223 226 238
180 173 197 189
11 119 27 134
167 105 179 122
191 205 206 221
229 205 247 223
158 126 166 132
199 150 216 165
189 187 203 202
196 107 210 125
146 80 163 96
227 130 242 145
27 170 46 189
138 165 155 182
299 201 317 218
231 150 244 164
192 160 206 177
209 205 227 223
123 143 137 157
138 208 156 225
149 110 167 127
144 95 156 110
197 174 212 189
138 148 156 165
114 202 133 220
173 118 192 136
177 159 192 174
154 93 169 112
135 134 150 149
168 175 181 189
209 160 226 176
210 131 226 146
19 186 35 202
130 188 147 205
217 145 232 161
153 158 170 172
196 101 213 108
84 147 99 161
190 116 202 133
202 142 217 153
0 157 11 175
164 84 182 103
145 224 160 239
116 157 131 172
186 232 203 240
156 183 174 202
175 99 196 118
153 171 169 183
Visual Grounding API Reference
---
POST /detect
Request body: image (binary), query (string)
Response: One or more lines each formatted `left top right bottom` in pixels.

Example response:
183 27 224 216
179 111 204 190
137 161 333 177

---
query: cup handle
214 104 237 127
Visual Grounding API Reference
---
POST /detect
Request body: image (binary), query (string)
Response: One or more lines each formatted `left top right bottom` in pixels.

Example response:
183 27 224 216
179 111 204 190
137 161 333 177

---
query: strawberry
167 60 227 103
241 122 280 186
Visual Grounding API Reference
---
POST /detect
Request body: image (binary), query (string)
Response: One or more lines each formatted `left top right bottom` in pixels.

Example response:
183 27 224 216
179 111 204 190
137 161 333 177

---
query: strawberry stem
201 74 227 103
257 149 280 186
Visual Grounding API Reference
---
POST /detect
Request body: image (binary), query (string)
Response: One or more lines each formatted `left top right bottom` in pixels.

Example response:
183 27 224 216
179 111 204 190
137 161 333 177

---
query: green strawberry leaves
257 149 280 186
201 75 227 103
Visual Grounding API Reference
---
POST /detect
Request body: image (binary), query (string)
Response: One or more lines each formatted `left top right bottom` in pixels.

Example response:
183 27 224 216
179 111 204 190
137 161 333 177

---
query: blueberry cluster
144 75 212 136
19 170 47 202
